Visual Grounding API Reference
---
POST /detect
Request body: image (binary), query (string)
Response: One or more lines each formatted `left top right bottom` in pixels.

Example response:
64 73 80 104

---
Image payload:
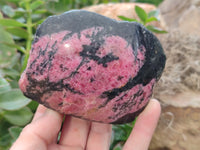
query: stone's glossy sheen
19 10 166 124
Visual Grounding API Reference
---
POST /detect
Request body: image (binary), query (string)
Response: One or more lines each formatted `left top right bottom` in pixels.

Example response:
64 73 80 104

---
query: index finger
123 99 161 150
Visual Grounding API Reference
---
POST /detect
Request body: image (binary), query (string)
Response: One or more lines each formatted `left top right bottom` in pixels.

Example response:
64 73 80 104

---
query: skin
10 99 161 150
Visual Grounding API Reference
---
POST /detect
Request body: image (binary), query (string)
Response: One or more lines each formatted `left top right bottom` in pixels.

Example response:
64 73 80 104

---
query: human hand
10 99 161 150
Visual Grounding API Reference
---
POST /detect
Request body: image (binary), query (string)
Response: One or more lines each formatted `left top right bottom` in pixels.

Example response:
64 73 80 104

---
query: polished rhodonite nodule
19 10 166 124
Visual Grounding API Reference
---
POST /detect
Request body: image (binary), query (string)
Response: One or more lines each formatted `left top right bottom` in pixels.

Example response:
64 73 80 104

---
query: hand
10 99 161 150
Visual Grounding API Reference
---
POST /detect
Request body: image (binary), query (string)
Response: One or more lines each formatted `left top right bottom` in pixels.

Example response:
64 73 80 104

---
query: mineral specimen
19 10 166 124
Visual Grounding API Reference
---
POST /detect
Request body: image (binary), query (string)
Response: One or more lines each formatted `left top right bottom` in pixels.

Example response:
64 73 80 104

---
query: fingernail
144 99 161 114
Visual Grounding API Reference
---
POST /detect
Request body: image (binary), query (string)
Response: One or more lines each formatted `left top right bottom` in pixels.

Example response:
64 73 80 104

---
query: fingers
32 104 47 122
59 116 112 150
123 99 161 150
28 107 64 144
86 122 112 150
11 107 64 150
59 116 91 149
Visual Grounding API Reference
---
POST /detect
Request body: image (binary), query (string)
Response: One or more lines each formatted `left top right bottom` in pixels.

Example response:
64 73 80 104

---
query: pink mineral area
78 79 156 123
19 27 150 123
18 72 28 93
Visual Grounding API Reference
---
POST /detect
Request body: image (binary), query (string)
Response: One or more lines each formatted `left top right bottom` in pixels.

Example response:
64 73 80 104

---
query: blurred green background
0 0 163 149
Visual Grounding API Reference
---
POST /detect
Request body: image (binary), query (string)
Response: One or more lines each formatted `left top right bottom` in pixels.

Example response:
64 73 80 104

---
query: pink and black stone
19 10 166 124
